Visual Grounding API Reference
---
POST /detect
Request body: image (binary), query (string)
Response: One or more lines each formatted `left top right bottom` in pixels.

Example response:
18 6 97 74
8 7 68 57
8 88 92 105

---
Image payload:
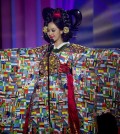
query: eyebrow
48 28 56 30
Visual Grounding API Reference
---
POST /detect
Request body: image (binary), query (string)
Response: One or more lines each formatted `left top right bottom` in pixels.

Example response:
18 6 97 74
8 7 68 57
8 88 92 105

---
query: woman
23 8 119 134
24 7 83 134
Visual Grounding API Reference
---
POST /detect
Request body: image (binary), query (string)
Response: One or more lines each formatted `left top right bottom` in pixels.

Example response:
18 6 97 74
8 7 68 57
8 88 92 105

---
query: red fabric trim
59 63 80 133
67 73 80 134
23 106 30 134
59 63 70 73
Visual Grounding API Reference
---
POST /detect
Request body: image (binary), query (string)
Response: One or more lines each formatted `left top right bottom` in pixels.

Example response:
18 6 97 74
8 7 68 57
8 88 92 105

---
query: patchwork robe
0 43 119 134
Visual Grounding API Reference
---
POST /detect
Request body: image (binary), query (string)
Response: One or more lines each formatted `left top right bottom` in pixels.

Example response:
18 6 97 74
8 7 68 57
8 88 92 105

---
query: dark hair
42 7 82 43
96 113 118 134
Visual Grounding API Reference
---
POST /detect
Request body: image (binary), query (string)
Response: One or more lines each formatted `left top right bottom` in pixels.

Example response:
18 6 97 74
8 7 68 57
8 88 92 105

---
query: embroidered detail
43 26 48 33
39 53 60 76
63 27 69 34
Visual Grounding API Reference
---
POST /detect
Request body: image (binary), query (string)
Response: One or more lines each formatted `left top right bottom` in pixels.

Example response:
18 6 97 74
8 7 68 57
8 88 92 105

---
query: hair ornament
63 27 69 34
43 26 48 33
53 11 61 18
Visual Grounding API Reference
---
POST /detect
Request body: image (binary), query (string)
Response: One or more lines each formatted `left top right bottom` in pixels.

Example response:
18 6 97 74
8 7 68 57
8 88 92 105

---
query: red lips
49 36 54 39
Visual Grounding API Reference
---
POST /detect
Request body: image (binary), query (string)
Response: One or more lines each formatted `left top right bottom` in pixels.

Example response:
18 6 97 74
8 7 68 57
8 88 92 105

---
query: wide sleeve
72 45 120 133
0 47 41 133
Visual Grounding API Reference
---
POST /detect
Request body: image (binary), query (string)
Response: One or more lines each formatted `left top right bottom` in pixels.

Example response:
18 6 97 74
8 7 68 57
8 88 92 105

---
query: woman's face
47 22 63 45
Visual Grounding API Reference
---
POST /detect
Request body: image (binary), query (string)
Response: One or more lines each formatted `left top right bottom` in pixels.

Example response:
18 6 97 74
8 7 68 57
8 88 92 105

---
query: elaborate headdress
42 7 82 42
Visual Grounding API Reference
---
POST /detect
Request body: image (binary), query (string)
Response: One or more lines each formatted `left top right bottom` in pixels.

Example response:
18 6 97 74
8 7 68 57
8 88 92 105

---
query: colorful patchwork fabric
0 44 119 134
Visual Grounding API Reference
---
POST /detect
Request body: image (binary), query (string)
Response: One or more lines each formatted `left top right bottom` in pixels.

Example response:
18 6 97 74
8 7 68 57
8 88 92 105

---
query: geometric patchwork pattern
0 44 119 134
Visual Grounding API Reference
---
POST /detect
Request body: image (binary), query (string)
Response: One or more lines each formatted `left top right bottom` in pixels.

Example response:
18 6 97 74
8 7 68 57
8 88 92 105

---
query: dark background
0 0 120 49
